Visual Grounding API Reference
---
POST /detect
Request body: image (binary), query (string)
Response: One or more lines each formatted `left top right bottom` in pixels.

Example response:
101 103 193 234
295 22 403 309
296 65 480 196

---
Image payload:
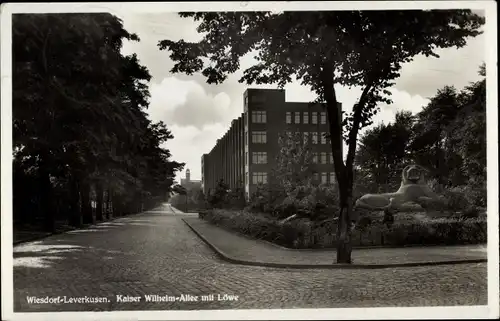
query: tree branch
320 62 346 182
345 82 375 173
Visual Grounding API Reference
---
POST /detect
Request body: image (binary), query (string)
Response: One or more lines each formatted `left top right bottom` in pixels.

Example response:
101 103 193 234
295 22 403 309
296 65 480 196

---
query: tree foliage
274 132 316 192
159 10 484 263
356 110 415 190
355 65 486 206
13 13 184 232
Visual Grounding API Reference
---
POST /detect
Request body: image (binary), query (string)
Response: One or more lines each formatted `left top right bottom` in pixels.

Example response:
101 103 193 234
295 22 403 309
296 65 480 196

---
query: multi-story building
201 88 342 200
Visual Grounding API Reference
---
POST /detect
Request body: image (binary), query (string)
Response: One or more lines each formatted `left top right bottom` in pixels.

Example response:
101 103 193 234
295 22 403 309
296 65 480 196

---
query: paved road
13 204 487 312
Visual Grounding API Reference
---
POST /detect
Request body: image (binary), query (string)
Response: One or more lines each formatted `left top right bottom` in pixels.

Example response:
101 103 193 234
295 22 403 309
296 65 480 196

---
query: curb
182 219 487 270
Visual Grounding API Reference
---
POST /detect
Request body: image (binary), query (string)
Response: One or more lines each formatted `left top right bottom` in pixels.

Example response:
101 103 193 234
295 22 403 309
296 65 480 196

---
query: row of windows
244 152 268 165
312 152 334 164
249 110 328 125
286 131 329 144
286 111 327 125
243 130 331 145
242 151 332 165
251 111 267 123
252 172 268 184
252 152 267 164
315 172 336 184
204 171 336 187
248 172 336 185
251 131 267 143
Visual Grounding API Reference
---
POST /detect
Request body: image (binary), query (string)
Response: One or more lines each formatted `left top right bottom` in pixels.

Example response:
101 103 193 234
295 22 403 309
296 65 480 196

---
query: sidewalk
13 204 171 245
183 217 487 269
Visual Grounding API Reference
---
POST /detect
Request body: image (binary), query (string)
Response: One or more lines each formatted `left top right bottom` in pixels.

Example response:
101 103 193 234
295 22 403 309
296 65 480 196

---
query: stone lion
354 164 448 214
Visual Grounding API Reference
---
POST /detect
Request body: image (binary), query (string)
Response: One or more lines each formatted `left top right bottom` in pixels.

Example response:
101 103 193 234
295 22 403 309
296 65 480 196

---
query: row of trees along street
13 13 184 234
160 10 485 263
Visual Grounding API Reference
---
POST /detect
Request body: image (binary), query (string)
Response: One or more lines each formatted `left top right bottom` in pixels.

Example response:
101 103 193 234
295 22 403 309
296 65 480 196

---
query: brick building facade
201 88 341 200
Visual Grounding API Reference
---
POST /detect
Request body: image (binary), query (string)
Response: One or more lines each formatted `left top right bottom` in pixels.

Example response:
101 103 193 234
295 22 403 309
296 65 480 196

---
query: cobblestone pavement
13 204 487 312
184 218 487 266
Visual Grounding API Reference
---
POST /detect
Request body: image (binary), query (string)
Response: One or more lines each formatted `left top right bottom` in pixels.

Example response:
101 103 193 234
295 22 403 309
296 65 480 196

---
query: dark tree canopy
13 13 184 231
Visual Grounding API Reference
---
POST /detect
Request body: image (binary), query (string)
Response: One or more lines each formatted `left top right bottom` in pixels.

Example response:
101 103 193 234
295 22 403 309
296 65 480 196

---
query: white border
1 1 498 320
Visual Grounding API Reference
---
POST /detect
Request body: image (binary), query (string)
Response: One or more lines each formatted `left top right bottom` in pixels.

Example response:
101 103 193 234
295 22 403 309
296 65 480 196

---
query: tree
410 86 463 185
207 179 230 208
274 132 316 192
13 13 184 232
448 66 486 185
356 110 414 190
159 10 484 263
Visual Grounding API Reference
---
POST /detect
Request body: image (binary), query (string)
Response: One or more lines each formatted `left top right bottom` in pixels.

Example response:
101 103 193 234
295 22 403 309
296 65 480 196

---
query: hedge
199 209 486 249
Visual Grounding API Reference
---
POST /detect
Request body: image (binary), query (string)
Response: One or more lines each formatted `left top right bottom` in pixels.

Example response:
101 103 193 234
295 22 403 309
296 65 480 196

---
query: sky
116 11 485 184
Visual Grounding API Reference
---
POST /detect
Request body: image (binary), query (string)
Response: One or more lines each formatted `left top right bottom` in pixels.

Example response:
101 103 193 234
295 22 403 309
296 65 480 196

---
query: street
13 204 487 312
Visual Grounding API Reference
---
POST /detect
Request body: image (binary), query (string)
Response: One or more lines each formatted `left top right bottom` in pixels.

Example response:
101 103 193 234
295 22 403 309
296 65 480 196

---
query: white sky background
117 12 485 183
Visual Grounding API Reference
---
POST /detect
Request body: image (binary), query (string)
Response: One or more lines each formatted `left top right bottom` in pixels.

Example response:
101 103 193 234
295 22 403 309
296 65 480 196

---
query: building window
295 131 300 139
320 111 327 124
303 132 309 144
244 95 248 106
294 112 300 124
312 152 318 164
329 152 334 164
252 111 267 123
313 172 320 182
286 112 292 124
303 112 309 124
329 172 335 184
312 112 318 124
245 132 248 146
252 131 267 143
321 172 328 184
252 152 267 164
252 172 268 184
320 132 327 144
245 152 248 165
320 152 328 164
311 132 318 144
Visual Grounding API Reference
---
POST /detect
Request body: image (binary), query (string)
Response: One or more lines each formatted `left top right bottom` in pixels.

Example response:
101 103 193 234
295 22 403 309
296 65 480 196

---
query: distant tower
186 169 191 182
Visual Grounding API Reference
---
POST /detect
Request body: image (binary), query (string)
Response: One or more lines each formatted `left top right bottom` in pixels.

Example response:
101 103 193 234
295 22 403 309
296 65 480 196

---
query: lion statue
354 164 448 215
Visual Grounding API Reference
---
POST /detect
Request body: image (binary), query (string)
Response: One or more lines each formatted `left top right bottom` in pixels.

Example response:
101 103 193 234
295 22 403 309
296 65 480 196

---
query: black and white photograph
1 1 498 320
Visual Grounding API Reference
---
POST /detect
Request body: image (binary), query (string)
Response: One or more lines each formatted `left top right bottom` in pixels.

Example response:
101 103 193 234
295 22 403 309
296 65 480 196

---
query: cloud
148 77 238 129
395 34 485 98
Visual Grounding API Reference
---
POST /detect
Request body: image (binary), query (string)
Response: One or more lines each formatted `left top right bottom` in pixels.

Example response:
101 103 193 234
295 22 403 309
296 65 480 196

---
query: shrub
201 208 312 248
246 183 339 221
200 208 486 249
443 187 471 212
458 182 487 208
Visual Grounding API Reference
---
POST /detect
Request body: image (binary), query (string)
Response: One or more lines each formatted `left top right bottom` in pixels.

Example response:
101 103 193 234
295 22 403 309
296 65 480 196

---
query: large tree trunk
81 181 94 224
105 189 112 219
39 155 55 233
336 180 354 263
96 182 104 221
69 176 82 227
320 63 353 264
